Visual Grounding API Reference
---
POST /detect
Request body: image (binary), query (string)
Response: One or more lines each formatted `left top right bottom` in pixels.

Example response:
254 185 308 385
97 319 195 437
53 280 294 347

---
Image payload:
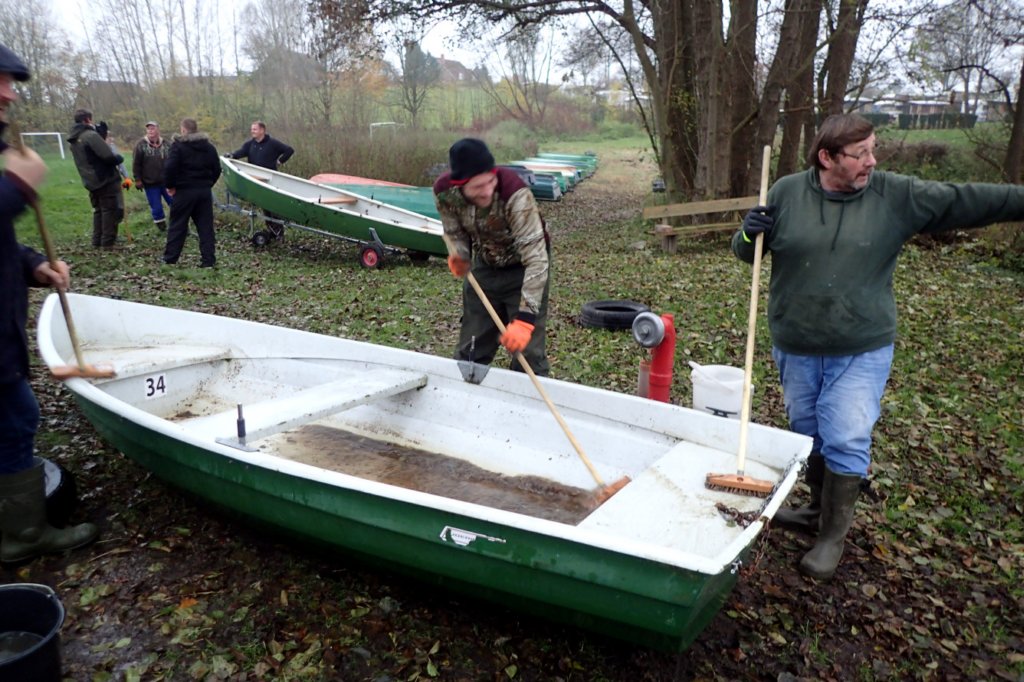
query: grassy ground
8 140 1024 680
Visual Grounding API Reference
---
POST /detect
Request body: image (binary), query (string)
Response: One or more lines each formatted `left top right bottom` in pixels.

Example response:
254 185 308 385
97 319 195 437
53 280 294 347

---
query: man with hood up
162 118 220 267
67 108 124 248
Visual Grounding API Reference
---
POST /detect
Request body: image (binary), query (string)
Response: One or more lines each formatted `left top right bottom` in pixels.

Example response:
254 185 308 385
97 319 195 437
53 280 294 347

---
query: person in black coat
162 118 221 267
227 120 293 170
226 121 293 240
0 41 98 562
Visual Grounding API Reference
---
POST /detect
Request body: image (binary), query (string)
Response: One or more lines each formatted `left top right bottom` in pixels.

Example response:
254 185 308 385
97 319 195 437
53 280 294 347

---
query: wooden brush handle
736 145 772 474
441 233 606 487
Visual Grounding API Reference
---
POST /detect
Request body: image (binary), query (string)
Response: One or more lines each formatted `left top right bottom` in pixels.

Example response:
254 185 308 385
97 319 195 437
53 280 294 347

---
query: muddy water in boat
280 425 596 524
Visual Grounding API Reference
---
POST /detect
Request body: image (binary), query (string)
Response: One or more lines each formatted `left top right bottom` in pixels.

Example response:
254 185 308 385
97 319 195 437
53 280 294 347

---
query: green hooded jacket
732 168 1024 356
67 122 123 191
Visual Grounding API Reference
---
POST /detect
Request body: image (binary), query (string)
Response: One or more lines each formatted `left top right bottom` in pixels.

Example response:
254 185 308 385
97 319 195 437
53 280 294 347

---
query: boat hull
71 393 742 650
38 294 811 652
221 159 446 256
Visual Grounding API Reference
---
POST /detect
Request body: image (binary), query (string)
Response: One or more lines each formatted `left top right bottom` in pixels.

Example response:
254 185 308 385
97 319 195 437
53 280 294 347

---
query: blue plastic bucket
0 583 65 681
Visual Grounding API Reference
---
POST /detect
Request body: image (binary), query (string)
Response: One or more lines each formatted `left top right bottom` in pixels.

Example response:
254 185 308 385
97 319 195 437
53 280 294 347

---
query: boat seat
188 368 428 445
317 196 357 205
576 440 768 540
84 344 233 380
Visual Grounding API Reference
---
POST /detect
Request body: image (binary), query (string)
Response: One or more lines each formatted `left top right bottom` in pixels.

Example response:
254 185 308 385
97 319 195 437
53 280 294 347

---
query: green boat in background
38 294 812 653
220 158 446 267
324 185 441 220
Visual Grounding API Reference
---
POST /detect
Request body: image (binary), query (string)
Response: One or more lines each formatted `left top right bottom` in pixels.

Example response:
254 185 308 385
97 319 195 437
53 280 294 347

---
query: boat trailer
215 189 425 269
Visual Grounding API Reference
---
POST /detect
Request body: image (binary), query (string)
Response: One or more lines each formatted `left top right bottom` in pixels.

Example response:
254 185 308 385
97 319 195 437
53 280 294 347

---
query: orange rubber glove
121 177 133 190
447 255 470 277
500 319 535 354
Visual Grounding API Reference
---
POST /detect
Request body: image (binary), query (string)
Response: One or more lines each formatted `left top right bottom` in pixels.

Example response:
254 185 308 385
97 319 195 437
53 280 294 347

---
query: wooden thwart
318 196 357 205
189 369 428 443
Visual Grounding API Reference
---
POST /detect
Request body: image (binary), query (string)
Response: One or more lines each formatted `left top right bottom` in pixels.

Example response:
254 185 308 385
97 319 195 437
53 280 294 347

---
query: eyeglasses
836 148 875 162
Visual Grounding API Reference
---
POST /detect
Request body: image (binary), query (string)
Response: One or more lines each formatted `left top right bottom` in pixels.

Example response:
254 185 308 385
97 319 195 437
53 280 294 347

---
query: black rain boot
155 219 167 232
774 452 824 532
0 458 99 563
798 467 862 580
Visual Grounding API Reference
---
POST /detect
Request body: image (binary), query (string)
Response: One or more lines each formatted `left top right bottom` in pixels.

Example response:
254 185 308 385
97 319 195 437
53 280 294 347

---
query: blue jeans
144 185 173 222
0 379 39 474
771 345 894 477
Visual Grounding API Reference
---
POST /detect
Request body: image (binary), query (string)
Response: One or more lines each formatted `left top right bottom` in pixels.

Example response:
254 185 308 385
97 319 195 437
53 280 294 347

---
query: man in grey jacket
68 108 124 248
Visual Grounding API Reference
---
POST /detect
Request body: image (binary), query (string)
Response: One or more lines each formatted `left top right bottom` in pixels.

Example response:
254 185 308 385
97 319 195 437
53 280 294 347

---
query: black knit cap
0 43 30 81
448 138 495 182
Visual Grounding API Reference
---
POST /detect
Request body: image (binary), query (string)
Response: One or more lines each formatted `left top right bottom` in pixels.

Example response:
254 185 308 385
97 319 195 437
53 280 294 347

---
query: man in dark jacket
132 121 172 232
433 138 551 375
162 118 221 267
67 108 124 248
226 121 293 240
0 42 98 563
227 121 293 170
734 113 1024 581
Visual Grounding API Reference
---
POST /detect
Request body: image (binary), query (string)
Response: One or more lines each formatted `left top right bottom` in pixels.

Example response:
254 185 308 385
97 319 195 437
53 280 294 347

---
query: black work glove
95 121 108 139
742 205 776 241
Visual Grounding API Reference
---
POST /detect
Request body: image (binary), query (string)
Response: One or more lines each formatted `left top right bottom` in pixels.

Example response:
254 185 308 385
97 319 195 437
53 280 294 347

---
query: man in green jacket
733 113 1024 581
68 109 124 248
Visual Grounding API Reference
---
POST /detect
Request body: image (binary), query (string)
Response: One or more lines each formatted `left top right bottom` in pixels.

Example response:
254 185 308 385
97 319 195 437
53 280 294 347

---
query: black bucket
0 583 65 681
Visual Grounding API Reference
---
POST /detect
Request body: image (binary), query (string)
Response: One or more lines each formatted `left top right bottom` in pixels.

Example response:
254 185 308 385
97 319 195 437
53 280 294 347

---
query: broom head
592 475 631 505
705 472 773 498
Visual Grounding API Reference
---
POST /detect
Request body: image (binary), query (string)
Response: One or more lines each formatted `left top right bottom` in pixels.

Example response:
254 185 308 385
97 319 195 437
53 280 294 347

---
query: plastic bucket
0 583 65 681
690 364 751 419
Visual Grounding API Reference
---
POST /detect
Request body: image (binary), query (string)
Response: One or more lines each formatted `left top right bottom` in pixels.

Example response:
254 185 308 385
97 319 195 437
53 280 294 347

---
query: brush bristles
705 473 773 498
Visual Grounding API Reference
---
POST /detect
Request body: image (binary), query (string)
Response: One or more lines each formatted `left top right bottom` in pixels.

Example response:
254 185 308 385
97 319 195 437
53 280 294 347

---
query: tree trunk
1004 56 1024 184
778 0 822 177
726 0 759 199
822 0 868 115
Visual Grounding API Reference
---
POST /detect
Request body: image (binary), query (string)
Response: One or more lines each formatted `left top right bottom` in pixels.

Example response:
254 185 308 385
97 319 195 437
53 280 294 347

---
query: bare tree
475 25 557 131
392 39 440 127
909 0 1004 114
0 0 88 129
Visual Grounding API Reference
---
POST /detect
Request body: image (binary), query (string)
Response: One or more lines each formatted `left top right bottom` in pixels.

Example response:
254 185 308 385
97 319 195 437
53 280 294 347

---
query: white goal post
20 132 66 159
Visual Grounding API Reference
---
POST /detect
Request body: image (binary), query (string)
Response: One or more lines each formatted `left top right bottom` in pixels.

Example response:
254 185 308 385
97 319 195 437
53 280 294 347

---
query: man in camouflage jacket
433 138 551 375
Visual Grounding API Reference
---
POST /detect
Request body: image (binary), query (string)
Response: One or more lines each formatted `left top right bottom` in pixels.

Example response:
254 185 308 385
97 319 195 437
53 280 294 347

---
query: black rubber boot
774 452 824 532
155 219 167 232
798 467 862 580
0 458 99 563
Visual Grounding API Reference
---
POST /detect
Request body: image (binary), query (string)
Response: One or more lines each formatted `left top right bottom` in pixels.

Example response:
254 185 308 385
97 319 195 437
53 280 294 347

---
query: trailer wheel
359 244 385 269
251 231 271 248
580 300 651 330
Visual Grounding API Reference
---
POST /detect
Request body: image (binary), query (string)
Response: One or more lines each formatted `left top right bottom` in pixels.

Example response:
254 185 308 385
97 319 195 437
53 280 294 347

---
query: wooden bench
189 368 428 445
643 195 758 253
317 196 357 205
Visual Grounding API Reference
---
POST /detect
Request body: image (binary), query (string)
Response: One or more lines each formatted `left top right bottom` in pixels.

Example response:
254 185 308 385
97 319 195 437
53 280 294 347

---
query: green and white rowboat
220 158 446 265
37 294 812 652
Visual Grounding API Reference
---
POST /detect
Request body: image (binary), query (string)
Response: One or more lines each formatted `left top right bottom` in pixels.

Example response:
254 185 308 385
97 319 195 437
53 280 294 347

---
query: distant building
436 57 476 84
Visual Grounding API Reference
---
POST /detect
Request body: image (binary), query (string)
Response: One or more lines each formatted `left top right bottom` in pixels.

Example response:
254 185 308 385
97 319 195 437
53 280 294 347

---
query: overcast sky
49 0 478 75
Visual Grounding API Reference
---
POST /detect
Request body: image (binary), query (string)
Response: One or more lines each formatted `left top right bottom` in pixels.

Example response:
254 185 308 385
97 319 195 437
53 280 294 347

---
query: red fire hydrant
632 312 676 403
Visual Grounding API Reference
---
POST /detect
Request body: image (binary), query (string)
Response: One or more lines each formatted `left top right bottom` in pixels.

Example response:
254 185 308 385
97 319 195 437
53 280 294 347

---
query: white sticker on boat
439 526 506 547
144 374 167 400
